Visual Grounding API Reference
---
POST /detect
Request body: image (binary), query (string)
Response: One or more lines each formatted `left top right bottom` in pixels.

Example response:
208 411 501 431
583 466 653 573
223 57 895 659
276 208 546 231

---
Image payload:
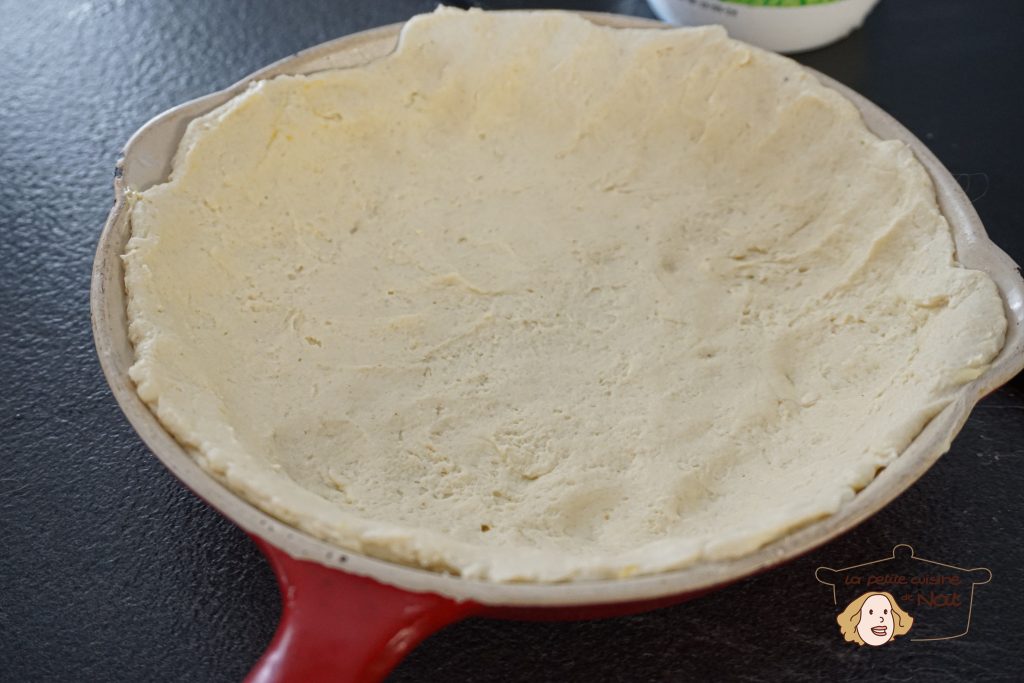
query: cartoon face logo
838 591 913 646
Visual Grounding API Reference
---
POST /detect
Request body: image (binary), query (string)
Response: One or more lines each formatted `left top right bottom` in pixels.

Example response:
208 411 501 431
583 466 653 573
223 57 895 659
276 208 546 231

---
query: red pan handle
246 536 481 683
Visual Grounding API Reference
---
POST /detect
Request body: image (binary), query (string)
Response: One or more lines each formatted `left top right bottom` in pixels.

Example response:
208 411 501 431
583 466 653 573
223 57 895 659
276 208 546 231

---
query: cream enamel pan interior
92 13 1024 606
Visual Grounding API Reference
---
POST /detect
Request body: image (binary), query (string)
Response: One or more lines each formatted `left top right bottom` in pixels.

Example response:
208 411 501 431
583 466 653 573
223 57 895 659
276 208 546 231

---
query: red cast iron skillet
91 12 1024 682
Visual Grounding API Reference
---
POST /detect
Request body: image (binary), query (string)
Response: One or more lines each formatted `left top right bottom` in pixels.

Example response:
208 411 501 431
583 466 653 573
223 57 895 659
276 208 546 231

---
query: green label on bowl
720 0 842 5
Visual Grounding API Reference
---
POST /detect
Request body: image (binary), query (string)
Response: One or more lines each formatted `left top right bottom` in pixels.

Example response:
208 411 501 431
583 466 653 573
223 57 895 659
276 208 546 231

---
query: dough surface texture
124 9 1007 581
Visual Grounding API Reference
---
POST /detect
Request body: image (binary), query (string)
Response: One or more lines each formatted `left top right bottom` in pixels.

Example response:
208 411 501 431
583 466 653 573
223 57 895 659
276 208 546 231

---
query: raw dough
124 9 1006 581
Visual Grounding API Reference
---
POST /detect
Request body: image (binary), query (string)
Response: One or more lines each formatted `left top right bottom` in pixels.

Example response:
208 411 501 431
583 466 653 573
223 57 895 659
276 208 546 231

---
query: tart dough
124 9 1007 581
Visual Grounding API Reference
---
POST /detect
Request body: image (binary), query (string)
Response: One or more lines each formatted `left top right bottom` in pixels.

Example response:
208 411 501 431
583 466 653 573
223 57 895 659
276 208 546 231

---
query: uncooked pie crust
123 9 1006 581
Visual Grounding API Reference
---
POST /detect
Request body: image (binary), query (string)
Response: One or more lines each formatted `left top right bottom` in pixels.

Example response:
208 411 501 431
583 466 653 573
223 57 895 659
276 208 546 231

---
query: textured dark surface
2 0 1023 681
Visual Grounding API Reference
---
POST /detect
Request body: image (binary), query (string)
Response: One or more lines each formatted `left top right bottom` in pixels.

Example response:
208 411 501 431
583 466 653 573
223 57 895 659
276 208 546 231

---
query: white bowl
648 0 881 53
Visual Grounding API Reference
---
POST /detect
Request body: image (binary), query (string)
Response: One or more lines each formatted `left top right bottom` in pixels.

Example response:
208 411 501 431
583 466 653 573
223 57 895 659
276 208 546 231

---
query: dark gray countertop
2 1 1023 680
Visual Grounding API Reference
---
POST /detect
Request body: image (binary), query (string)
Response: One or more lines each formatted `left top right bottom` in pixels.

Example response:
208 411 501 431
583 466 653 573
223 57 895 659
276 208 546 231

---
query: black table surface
3 1 1023 680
